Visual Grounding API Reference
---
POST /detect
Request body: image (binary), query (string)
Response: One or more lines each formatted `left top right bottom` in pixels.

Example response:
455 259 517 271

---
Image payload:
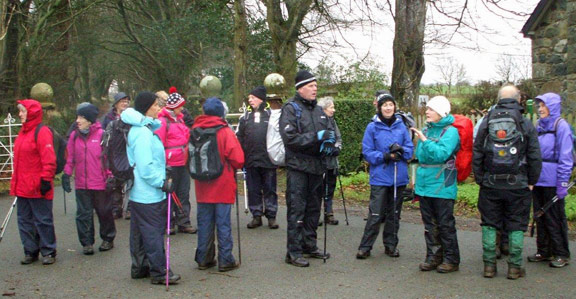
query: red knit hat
166 86 186 109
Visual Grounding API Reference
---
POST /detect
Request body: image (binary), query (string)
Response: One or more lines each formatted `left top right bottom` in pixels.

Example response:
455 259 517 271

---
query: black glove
40 179 52 196
165 166 174 180
384 153 401 163
320 141 335 156
389 143 404 157
61 174 72 193
332 148 341 157
162 178 174 194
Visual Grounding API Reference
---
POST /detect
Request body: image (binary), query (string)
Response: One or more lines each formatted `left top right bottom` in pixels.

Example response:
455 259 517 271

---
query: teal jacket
121 108 166 204
415 114 460 200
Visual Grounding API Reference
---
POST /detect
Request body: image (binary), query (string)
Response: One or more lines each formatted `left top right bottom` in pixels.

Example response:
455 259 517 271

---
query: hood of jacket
426 114 455 129
193 114 227 129
372 114 404 130
121 107 161 130
536 92 562 131
497 98 525 114
18 99 43 132
158 107 184 122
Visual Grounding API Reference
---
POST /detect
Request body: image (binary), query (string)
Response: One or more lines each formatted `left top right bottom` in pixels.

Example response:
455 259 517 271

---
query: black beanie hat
77 103 99 123
250 86 267 101
295 70 316 89
376 92 396 115
134 92 157 115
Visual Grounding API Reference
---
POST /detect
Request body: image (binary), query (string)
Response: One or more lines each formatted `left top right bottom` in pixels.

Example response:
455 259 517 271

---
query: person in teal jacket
121 92 180 285
411 95 461 274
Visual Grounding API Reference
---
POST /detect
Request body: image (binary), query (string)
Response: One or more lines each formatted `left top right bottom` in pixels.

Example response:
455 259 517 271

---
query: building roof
521 0 555 38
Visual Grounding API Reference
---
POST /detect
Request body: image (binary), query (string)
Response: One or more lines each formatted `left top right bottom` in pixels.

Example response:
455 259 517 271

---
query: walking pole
0 197 18 243
323 172 328 263
242 168 249 214
530 180 576 237
336 173 349 226
166 189 172 291
235 172 242 264
62 186 67 215
393 162 398 244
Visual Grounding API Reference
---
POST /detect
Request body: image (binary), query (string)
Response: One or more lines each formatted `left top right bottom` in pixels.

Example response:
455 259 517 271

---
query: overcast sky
299 0 540 85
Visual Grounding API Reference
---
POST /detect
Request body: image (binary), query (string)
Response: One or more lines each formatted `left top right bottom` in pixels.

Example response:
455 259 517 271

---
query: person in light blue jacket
356 93 413 259
121 92 180 285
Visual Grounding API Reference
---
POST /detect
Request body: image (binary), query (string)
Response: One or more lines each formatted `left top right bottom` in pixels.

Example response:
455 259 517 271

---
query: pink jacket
155 108 190 167
64 122 107 190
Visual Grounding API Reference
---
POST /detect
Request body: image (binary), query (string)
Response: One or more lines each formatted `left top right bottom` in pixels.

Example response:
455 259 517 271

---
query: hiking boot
326 214 339 225
304 249 330 260
99 241 114 252
42 255 56 265
169 227 176 235
150 273 181 285
436 263 459 273
268 218 279 229
83 245 94 255
131 268 150 279
483 263 497 278
124 211 131 220
507 267 526 280
20 255 38 265
198 260 217 270
356 250 371 259
218 262 240 272
419 259 441 271
285 254 309 267
178 226 197 234
247 216 262 229
527 253 552 262
385 247 400 258
549 257 570 268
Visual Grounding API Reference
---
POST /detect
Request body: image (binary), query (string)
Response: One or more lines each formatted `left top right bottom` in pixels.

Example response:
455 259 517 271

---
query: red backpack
451 114 474 182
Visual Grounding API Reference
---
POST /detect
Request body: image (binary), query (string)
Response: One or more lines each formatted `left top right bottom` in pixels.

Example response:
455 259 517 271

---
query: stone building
522 0 576 109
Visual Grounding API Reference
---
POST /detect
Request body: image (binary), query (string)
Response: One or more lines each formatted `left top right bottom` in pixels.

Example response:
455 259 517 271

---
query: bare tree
234 0 248 107
435 57 467 95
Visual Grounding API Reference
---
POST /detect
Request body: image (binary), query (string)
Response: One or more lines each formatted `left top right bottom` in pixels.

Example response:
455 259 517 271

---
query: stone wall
531 0 576 111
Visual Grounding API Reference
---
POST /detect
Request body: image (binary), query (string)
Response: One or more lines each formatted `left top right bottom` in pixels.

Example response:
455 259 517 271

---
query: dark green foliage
334 99 375 174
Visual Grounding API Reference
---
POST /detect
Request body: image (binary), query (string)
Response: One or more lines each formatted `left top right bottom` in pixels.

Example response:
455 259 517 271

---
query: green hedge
334 99 374 174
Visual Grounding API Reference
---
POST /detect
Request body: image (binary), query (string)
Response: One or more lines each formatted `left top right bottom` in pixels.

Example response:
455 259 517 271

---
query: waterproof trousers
75 189 116 246
359 185 405 251
17 197 57 257
532 186 570 259
419 196 460 265
246 167 278 219
170 166 192 228
194 203 236 267
323 169 337 214
108 179 126 217
285 169 322 258
129 200 167 279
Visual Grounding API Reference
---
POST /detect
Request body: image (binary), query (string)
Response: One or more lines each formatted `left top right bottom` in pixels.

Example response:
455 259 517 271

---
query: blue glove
320 140 335 155
317 130 335 142
556 182 569 199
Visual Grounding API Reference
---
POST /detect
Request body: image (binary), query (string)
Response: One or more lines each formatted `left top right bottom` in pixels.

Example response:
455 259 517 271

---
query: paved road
0 188 575 298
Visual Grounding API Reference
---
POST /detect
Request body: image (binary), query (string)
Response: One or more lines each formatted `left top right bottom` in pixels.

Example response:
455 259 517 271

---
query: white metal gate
0 113 21 181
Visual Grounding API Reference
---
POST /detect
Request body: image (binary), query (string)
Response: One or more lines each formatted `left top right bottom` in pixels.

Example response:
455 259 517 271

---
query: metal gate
0 113 21 181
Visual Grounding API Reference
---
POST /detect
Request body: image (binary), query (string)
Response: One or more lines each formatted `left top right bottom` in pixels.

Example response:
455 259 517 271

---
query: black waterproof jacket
472 98 542 189
236 104 276 169
280 94 334 175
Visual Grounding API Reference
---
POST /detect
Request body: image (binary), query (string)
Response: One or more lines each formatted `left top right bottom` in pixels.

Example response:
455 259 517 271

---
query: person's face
18 106 27 123
298 82 317 101
248 94 263 109
426 107 442 123
115 97 130 112
538 101 550 118
324 103 335 117
380 101 395 118
173 106 184 116
146 100 161 119
76 115 91 130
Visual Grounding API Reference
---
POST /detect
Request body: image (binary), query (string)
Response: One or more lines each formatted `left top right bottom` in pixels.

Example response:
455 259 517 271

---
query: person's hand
389 143 404 157
166 166 174 180
162 178 174 194
320 141 335 156
556 183 568 199
528 185 534 191
40 179 52 196
331 148 340 157
317 130 335 142
61 174 72 193
410 128 427 141
384 153 401 163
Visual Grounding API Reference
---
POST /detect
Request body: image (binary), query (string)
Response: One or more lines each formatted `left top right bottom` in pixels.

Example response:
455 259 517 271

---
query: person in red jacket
61 103 116 255
155 88 196 234
193 97 245 272
10 99 57 265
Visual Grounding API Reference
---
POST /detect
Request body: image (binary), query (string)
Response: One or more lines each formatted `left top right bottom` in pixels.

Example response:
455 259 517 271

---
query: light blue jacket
121 108 166 204
415 115 460 200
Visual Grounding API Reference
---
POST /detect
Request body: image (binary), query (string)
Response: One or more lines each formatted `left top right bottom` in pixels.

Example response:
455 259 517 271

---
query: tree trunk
233 0 248 108
390 0 426 108
0 0 21 101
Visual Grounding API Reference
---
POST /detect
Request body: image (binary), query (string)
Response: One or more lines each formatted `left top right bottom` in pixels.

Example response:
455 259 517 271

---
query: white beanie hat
427 96 451 118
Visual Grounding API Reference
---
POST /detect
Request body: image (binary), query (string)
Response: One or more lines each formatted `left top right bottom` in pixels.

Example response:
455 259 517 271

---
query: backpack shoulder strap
288 101 302 132
34 123 45 143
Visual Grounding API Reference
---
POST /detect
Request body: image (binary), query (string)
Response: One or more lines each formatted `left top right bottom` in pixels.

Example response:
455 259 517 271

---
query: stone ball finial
264 73 286 98
30 83 54 108
199 75 222 98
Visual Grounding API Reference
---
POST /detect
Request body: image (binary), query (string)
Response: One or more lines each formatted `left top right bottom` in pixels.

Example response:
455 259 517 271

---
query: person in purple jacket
62 103 116 255
528 92 572 268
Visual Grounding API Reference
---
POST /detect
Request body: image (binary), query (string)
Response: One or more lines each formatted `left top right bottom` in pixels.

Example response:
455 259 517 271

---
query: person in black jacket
236 86 279 229
280 70 334 267
473 85 542 280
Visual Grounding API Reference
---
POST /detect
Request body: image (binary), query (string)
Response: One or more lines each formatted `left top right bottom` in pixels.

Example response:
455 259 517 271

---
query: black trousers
285 169 322 257
323 169 337 214
17 197 57 257
532 186 570 258
170 166 192 228
359 185 405 251
246 167 278 219
130 200 167 279
478 187 531 232
75 189 116 246
419 196 460 264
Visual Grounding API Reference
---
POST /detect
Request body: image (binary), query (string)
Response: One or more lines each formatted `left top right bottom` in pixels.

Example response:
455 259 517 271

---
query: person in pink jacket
61 103 116 255
155 88 196 234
